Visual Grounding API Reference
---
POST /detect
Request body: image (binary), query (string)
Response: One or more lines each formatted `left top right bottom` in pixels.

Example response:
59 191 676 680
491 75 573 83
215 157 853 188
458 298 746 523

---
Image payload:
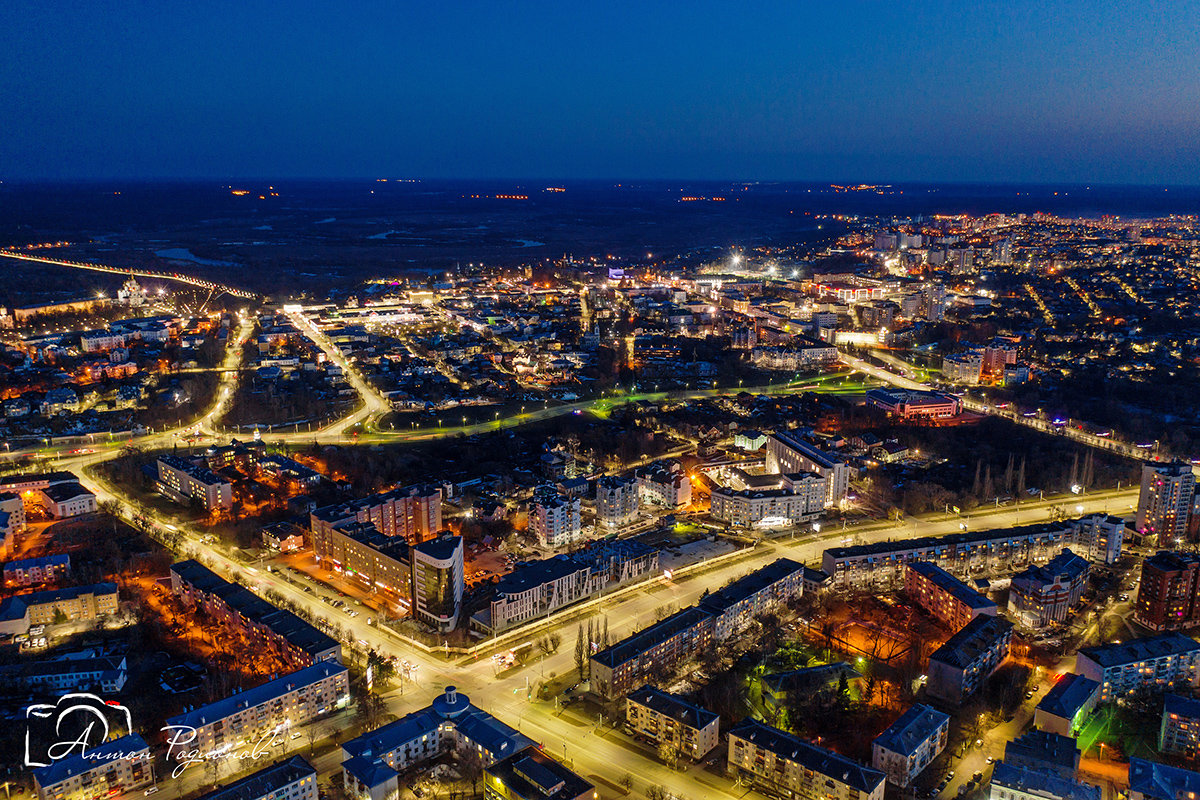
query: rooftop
907 561 997 611
485 747 594 800
33 734 149 787
729 719 885 794
927 614 1012 670
591 607 713 669
166 662 346 731
1037 673 1100 720
699 558 804 615
1077 632 1200 669
1128 758 1200 800
991 762 1099 800
1005 729 1079 771
195 756 315 800
626 685 719 730
873 704 950 756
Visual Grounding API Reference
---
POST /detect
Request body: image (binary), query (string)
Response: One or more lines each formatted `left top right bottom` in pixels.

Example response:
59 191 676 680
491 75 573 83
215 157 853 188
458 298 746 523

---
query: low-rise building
761 663 861 710
872 703 950 787
1034 674 1100 736
625 685 720 761
590 607 714 700
1160 694 1200 758
194 756 317 800
867 387 964 419
0 582 119 636
1008 549 1090 629
37 482 97 518
1128 758 1200 800
0 655 127 693
988 762 1099 800
727 719 886 800
698 557 805 640
1004 730 1080 780
484 747 594 800
926 614 1012 705
1075 633 1200 701
3 554 70 586
33 734 153 800
165 662 350 752
905 561 997 629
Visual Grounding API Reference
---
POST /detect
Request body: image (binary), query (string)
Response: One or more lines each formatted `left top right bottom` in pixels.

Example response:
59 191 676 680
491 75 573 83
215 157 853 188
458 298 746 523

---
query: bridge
0 249 261 300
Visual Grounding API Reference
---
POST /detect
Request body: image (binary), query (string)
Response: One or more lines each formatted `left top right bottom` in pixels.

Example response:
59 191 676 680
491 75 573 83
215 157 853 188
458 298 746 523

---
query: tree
657 738 680 769
646 787 668 800
574 623 587 680
619 773 634 793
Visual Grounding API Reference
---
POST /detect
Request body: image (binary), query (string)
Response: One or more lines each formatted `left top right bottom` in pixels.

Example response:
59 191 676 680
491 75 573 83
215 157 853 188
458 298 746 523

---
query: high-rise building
1137 462 1196 541
411 534 464 632
595 475 639 529
1135 551 1200 631
765 432 849 507
531 488 582 548
311 484 443 549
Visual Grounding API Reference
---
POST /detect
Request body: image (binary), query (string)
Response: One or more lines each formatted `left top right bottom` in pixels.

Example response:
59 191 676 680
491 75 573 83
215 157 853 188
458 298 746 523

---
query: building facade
596 475 639 529
156 454 233 511
311 484 443 548
530 489 582 548
1075 633 1200 701
411 534 464 632
905 562 997 629
765 432 849 507
1137 462 1196 540
728 719 886 800
1008 549 1090 629
625 685 720 760
194 756 316 800
33 734 153 800
926 615 1013 706
872 704 950 787
1135 551 1200 631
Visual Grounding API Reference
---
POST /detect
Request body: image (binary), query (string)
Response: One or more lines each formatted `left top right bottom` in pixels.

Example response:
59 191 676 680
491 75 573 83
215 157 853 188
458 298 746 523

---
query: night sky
3 2 1199 183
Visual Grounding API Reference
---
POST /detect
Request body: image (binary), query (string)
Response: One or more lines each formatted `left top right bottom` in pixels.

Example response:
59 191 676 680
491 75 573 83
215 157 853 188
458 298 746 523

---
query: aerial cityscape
3 5 1200 800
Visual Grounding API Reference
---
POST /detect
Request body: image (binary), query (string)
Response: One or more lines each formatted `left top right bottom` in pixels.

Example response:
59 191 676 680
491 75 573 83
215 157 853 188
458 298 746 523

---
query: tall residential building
1135 551 1200 631
411 534 464 632
635 461 692 508
905 562 997 629
595 475 639 529
765 432 849 507
728 719 886 800
530 489 582 548
311 484 443 549
1137 462 1196 540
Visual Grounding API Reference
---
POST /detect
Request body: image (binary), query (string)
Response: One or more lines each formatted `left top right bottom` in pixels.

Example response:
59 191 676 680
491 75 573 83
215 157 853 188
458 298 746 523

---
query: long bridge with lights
0 249 261 300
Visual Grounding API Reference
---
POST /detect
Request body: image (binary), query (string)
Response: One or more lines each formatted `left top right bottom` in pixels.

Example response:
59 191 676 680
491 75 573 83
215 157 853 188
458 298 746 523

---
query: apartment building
590 607 715 700
0 582 119 636
905 562 997 629
311 484 442 548
1160 694 1200 758
1034 674 1100 736
765 432 849 507
1128 759 1200 800
596 475 639 529
1135 551 1200 631
473 540 658 633
1008 549 1090 629
33 734 153 800
342 687 536 800
411 534 464 631
195 756 316 800
165 661 350 752
926 615 1013 706
1075 633 1200 701
988 762 1099 800
156 454 233 511
822 515 1124 587
872 703 950 787
170 560 341 664
727 719 886 800
698 558 805 640
484 747 594 800
635 461 692 509
530 489 582 548
625 685 720 760
3 554 70 586
314 520 414 597
1137 462 1196 539
710 478 825 528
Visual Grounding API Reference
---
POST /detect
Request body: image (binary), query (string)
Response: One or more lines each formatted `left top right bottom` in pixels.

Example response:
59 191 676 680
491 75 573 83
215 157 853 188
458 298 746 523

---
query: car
144 788 159 796
291 731 303 740
1025 690 1034 699
975 739 983 747
973 772 983 783
986 756 995 764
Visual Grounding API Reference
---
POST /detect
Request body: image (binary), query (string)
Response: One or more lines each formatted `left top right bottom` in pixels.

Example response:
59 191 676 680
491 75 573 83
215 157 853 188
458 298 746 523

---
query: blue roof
907 561 998 611
1078 632 1200 669
3 554 70 572
729 719 884 794
699 558 804 615
626 685 719 730
167 662 346 730
33 734 149 787
195 756 315 800
991 762 1099 800
873 704 949 756
0 583 117 622
1128 759 1200 800
1037 673 1100 720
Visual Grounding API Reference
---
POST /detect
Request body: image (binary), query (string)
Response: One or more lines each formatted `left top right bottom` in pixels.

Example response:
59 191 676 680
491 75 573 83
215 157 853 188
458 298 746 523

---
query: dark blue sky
3 2 1199 183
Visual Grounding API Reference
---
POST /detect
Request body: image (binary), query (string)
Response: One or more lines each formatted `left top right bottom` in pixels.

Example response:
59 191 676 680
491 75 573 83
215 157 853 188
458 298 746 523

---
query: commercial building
0 582 119 636
1034 674 1100 736
905 562 997 629
926 614 1013 705
988 762 1099 800
410 533 464 631
170 560 341 664
709 477 825 528
822 516 1124 588
595 475 639 529
166 661 350 752
0 655 127 693
765 432 850 506
590 607 714 700
1137 462 1196 540
698 557 805 640
1008 549 1090 629
625 685 720 760
1128 759 1200 800
0 471 96 519
635 461 692 508
314 521 414 598
727 719 886 800
341 687 538 800
484 747 594 800
473 540 658 633
941 353 984 385
1159 694 1200 758
156 454 233 511
33 734 153 800
530 489 582 548
872 703 950 787
194 756 317 800
37 482 98 518
1135 551 1200 631
866 388 964 420
3 554 70 586
1074 632 1200 701
311 484 442 548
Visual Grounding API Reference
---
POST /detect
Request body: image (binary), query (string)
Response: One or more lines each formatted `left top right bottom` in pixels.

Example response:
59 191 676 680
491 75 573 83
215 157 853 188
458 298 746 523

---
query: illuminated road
0 249 261 300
